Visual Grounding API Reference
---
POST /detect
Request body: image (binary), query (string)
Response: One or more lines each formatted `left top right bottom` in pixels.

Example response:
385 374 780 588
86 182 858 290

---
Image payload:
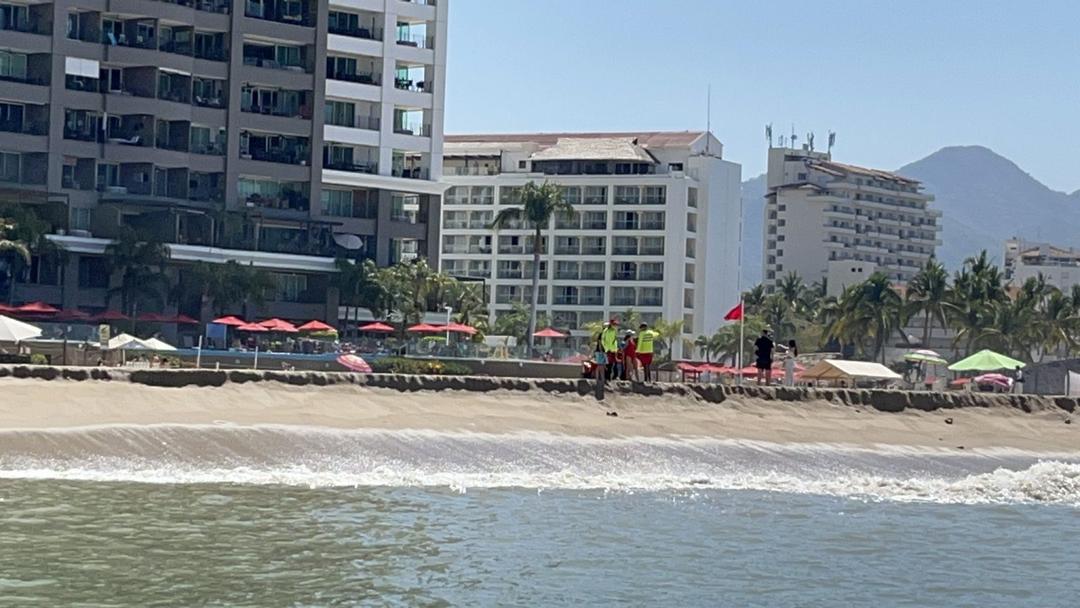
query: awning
801 360 902 382
65 57 100 78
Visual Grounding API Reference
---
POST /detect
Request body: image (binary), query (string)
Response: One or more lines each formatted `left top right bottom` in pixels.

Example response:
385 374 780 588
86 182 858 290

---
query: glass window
470 185 494 205
391 193 419 223
686 213 697 233
445 186 468 205
560 185 581 205
641 236 664 255
583 185 607 205
582 261 605 280
0 152 20 182
78 257 109 288
685 263 695 283
499 186 521 205
687 187 698 208
324 100 355 127
643 186 665 205
321 189 352 216
685 239 696 258
614 185 640 205
275 273 307 302
71 208 92 230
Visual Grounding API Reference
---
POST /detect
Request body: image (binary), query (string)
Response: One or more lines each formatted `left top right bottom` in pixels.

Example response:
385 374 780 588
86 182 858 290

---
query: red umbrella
92 310 129 322
16 301 59 314
298 320 335 332
0 303 13 313
174 314 200 325
358 322 395 333
533 327 566 338
407 323 442 333
212 315 246 326
445 322 477 335
236 322 269 332
337 353 373 373
258 318 299 333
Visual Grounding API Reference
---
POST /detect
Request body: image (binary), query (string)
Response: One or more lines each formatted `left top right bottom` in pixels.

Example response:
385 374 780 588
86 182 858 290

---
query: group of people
753 328 799 386
594 319 659 383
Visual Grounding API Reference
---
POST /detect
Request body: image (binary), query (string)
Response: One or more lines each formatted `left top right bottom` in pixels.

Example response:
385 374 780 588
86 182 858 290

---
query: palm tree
776 272 805 308
948 251 1007 356
105 228 170 317
334 257 382 339
491 181 573 356
906 258 949 346
857 273 903 363
0 205 55 304
493 301 549 347
743 284 766 311
694 334 712 362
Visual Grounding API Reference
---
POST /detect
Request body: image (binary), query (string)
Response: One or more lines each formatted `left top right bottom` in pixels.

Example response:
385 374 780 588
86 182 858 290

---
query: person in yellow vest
600 318 620 380
636 322 659 382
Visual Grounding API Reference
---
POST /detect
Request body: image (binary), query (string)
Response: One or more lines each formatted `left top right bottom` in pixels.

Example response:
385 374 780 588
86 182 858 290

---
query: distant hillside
740 174 766 287
897 146 1080 269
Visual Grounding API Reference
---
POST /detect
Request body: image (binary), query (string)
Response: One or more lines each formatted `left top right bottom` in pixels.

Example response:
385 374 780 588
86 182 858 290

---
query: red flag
724 303 743 321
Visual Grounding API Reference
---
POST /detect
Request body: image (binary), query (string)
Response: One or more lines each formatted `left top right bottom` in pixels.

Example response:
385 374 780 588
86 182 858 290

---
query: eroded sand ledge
1 365 1077 451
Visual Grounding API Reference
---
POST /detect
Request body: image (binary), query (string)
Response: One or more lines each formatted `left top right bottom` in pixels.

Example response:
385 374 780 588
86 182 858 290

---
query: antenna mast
705 84 711 155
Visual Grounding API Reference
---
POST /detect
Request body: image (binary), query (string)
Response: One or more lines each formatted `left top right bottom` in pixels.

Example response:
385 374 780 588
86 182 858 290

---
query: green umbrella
947 349 1025 372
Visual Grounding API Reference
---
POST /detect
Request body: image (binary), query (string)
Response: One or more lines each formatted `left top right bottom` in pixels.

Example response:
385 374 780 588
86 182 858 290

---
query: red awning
137 312 170 322
16 301 59 314
445 322 478 335
358 322 395 333
407 323 442 333
212 315 246 327
236 322 269 332
174 314 199 325
337 354 373 373
56 309 92 321
533 327 567 338
298 320 335 332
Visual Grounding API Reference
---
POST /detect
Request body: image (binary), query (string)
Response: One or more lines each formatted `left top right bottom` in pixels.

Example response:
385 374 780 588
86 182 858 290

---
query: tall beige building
763 147 940 295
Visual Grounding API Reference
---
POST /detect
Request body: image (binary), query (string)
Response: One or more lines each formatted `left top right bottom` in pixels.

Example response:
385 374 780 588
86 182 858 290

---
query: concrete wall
1 365 1077 415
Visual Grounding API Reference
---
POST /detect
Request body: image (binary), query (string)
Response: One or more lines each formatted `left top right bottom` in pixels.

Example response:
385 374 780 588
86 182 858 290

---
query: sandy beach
1 375 1076 452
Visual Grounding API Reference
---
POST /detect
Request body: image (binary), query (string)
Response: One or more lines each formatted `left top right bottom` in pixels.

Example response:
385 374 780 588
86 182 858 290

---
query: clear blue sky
445 0 1080 192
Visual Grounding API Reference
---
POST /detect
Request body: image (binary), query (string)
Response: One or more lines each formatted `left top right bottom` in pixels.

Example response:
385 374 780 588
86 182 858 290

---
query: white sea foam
0 425 1077 506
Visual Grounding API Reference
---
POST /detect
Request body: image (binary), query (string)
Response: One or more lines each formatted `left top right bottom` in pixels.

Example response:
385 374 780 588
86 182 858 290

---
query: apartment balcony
392 122 432 137
447 166 499 176
244 0 314 27
327 70 380 86
328 22 381 41
240 97 313 120
611 296 635 307
393 75 432 94
396 32 434 50
246 147 308 165
243 191 310 216
612 244 638 255
0 119 47 137
391 166 429 180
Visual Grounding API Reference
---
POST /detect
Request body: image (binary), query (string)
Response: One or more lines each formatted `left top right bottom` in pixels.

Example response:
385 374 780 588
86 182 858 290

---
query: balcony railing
64 127 99 142
243 56 307 72
448 166 498 176
393 123 432 137
329 24 381 40
0 20 47 35
323 160 377 174
157 0 231 13
0 120 47 136
396 34 434 49
194 94 226 109
244 193 310 212
241 101 312 119
245 148 309 165
394 77 430 93
245 0 314 27
328 71 379 85
580 296 603 306
392 166 428 179
190 142 225 155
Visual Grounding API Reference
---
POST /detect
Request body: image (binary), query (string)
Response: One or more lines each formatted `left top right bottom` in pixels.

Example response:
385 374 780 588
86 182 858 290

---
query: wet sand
1 377 1076 452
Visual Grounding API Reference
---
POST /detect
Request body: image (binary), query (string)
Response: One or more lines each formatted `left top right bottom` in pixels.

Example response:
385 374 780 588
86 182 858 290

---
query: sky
444 0 1080 192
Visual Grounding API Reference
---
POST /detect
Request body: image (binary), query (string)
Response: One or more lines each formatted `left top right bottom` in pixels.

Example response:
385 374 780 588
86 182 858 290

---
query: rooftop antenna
807 132 815 152
779 134 787 148
765 123 773 148
827 131 836 154
790 124 797 148
705 84 711 155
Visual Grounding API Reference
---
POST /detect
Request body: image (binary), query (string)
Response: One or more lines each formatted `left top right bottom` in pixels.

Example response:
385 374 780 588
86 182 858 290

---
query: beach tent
948 349 1025 372
801 360 902 384
107 333 154 350
142 337 177 351
0 314 42 343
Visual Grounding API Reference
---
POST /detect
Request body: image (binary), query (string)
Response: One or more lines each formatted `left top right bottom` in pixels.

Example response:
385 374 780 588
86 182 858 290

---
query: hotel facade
0 0 447 337
439 132 742 357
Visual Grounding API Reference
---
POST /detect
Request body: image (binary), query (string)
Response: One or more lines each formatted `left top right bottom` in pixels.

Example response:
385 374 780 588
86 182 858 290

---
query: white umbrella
0 314 42 343
108 333 153 350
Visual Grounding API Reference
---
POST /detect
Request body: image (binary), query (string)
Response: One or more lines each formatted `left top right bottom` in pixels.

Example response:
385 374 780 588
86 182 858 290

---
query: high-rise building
440 132 742 358
763 146 940 295
1004 238 1080 290
0 0 447 334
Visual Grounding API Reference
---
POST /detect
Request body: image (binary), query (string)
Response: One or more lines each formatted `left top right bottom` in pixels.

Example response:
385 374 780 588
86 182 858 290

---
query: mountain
737 146 1080 286
740 173 766 287
897 146 1080 270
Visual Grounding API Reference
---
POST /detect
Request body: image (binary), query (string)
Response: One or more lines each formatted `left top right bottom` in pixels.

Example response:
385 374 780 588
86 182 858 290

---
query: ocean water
0 426 1079 607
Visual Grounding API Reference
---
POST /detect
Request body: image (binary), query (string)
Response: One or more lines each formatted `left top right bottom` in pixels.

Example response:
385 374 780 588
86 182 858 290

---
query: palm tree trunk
922 310 931 346
527 227 541 357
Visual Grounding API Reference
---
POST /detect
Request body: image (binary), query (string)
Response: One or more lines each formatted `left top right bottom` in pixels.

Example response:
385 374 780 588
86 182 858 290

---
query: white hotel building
763 146 941 295
439 132 742 357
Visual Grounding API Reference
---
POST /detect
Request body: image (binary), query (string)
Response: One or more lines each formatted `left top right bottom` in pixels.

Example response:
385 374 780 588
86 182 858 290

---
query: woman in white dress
784 340 798 386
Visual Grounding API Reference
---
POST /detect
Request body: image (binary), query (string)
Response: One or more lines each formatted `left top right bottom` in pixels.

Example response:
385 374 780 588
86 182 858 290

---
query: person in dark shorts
754 329 775 386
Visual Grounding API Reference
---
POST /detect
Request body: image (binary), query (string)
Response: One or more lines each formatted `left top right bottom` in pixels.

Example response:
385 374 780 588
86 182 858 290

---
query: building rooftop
527 137 656 163
444 131 706 148
808 159 920 185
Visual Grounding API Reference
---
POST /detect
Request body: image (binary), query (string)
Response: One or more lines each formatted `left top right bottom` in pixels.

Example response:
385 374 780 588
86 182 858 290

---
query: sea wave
0 425 1077 506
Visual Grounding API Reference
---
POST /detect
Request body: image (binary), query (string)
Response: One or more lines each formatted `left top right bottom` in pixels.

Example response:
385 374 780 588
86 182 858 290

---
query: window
499 186 521 205
685 239 696 258
324 100 355 127
275 273 307 302
641 236 664 255
391 193 420 223
611 286 635 306
613 236 637 255
555 260 579 280
582 236 606 255
583 185 607 205
639 287 663 307
642 212 665 230
687 187 698 208
613 262 636 280
614 185 640 205
71 207 91 230
321 189 353 216
684 263 695 283
470 186 493 205
669 162 684 172
560 186 581 205
194 77 225 107
78 257 109 288
445 186 467 205
614 211 638 230
0 50 26 80
96 163 120 189
686 213 697 233
639 262 664 281
518 160 527 170
390 238 419 263
582 261 605 280
683 314 694 333
555 286 578 305
554 236 580 255
582 210 606 230
683 288 694 309
580 286 604 306
0 152 19 182
643 186 665 205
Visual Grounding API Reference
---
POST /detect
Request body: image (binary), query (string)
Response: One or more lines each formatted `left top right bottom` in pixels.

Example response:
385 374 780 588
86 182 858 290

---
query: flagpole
736 179 745 385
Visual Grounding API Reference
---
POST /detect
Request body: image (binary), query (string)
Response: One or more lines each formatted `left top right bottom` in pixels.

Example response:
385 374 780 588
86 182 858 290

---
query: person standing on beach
636 323 659 383
754 329 775 386
600 319 620 381
623 330 640 382
783 339 798 386
1013 365 1024 394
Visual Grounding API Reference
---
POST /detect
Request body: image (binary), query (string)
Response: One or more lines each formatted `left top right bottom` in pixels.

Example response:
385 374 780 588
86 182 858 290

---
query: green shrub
0 354 31 364
369 357 471 376
29 354 49 365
